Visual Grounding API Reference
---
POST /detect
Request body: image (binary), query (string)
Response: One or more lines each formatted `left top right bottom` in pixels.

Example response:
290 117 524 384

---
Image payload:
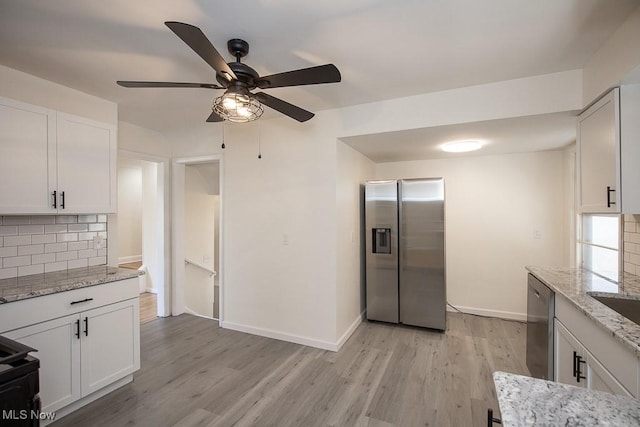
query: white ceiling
0 0 637 157
341 112 578 163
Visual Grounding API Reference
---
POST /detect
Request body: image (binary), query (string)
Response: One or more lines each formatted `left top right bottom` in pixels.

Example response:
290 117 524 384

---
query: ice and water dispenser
372 228 391 254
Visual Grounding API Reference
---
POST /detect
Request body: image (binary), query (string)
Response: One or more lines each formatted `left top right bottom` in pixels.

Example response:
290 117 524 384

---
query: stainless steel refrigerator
364 178 446 330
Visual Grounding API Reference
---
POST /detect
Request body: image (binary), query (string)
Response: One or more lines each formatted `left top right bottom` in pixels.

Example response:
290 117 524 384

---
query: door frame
117 149 171 317
172 154 224 325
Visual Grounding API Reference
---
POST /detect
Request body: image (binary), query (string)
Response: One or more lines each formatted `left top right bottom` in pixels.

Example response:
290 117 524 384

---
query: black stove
0 335 40 426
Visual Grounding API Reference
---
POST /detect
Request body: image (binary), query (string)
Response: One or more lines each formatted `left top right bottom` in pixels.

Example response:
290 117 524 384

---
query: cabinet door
578 89 620 213
56 113 116 213
587 352 632 397
554 320 586 388
0 97 56 214
80 298 140 396
5 315 81 412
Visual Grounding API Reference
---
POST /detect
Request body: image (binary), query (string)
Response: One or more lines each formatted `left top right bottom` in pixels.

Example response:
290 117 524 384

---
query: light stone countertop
493 371 640 426
526 266 640 356
0 266 143 304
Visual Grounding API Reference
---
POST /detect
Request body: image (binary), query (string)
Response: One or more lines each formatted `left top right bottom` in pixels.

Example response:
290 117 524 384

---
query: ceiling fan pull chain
221 122 226 149
258 122 262 159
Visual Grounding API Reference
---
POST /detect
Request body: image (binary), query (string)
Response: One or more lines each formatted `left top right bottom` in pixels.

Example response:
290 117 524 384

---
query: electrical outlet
534 229 542 240
283 233 289 246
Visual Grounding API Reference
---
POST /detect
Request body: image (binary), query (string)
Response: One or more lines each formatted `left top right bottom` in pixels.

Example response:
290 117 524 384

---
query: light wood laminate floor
51 313 528 427
140 292 157 324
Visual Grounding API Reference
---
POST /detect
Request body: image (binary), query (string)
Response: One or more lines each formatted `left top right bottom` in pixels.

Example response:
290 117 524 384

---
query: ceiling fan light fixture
213 90 263 123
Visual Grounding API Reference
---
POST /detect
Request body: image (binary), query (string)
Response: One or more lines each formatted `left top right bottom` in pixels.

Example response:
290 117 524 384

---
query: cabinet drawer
555 294 639 396
0 278 138 333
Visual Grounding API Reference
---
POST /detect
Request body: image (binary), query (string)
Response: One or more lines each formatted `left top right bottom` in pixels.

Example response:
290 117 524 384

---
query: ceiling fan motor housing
217 61 260 89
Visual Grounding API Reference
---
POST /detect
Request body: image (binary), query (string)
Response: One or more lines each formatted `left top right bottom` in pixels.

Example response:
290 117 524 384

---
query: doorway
117 151 169 321
172 155 222 322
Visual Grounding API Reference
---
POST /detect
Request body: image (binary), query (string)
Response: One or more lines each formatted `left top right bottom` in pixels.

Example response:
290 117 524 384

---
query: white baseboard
221 321 339 352
447 304 526 322
335 310 365 351
118 255 142 264
184 306 215 320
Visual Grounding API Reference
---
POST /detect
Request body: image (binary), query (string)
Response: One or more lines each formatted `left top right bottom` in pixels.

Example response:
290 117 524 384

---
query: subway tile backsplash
623 214 640 276
0 215 107 279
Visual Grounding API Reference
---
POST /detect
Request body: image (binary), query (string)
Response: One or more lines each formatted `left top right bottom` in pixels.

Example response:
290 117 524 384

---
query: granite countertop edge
0 266 143 304
493 371 640 426
526 265 640 356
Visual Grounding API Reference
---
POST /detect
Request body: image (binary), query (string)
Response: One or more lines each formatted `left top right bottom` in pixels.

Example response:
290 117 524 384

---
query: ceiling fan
117 21 341 123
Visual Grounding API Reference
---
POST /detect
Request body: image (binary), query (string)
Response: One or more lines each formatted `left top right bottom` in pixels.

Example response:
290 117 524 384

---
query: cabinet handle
572 351 578 378
84 317 89 337
607 186 616 208
487 409 502 426
52 191 57 209
60 191 65 209
576 355 586 383
70 297 93 305
75 319 80 339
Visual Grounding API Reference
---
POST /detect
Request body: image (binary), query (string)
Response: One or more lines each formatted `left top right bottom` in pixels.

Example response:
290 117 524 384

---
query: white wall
119 121 172 158
165 71 581 348
184 164 217 318
583 6 640 104
0 65 117 124
141 160 159 293
118 120 171 313
337 70 582 138
562 144 577 267
117 158 143 262
376 150 565 320
216 119 339 347
335 141 375 344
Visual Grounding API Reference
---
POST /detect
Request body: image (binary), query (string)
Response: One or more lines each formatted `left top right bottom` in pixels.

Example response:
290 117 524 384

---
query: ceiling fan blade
254 92 314 122
206 111 224 122
165 21 237 80
256 64 341 89
117 81 223 89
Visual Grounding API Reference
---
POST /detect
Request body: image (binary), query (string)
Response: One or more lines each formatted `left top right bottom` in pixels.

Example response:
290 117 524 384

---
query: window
578 214 620 281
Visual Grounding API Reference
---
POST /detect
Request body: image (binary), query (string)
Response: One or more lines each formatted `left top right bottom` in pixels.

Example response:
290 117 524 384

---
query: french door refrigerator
365 178 446 330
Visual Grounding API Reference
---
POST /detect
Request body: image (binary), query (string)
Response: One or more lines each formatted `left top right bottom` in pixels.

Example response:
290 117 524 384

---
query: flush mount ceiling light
441 140 483 153
213 86 263 123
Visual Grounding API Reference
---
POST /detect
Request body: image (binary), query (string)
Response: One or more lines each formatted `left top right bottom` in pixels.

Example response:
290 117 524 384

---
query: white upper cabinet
57 113 116 213
0 97 57 214
0 96 117 214
578 85 640 213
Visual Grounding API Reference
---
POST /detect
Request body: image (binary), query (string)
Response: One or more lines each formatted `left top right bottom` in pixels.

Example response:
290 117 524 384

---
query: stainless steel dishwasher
526 273 554 380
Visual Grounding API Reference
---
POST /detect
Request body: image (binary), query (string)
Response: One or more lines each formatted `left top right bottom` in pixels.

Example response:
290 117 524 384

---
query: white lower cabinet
0 278 140 418
586 348 631 396
6 298 139 412
554 319 587 389
6 315 81 412
80 300 138 396
554 296 637 397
